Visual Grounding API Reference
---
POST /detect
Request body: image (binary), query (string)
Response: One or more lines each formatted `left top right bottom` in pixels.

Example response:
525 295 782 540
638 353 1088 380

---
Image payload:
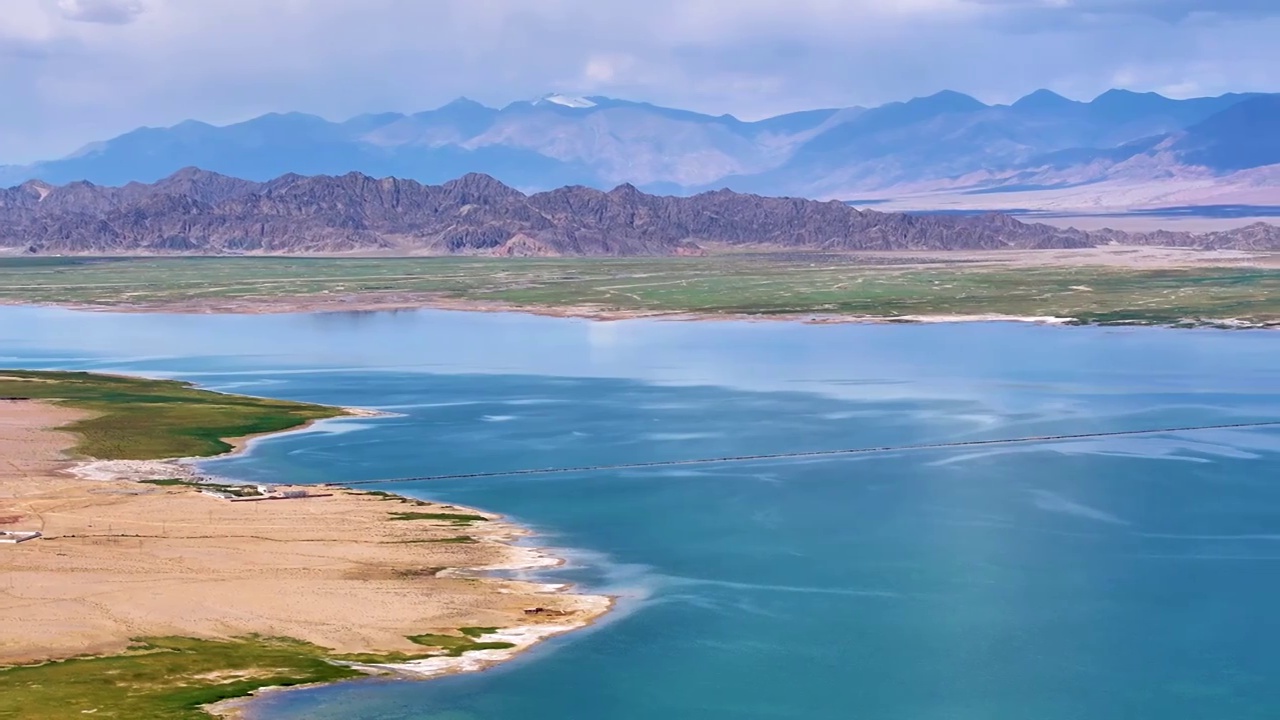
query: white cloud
56 0 146 24
0 0 1277 163
973 0 1280 23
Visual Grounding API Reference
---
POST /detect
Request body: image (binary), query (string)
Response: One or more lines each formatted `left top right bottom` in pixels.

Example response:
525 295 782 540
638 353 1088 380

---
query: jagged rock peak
441 172 523 198
608 183 643 197
18 179 54 199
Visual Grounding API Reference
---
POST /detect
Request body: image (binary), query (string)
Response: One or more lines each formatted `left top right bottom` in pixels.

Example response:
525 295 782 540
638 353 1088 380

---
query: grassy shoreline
2 254 1279 327
0 370 345 460
0 630 522 720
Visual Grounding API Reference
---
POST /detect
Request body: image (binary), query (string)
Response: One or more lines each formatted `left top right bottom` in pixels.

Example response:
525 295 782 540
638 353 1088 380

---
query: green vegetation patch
0 628 517 719
0 636 361 720
388 511 489 525
358 489 431 506
1 255 1278 326
140 478 265 497
406 628 515 657
333 628 514 663
0 370 343 459
392 535 480 545
334 627 514 662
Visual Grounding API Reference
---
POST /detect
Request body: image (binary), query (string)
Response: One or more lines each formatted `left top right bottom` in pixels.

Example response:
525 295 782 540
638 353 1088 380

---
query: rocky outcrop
1114 222 1280 251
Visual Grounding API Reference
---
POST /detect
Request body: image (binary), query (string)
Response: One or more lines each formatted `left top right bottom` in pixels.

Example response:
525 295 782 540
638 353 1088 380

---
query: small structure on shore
0 530 41 544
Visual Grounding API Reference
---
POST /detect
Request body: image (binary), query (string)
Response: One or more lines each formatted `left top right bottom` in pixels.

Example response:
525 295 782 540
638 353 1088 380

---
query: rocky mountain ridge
2 169 1276 256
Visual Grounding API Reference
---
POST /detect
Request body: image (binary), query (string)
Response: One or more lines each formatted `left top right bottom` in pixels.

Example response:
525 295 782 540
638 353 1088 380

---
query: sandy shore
0 399 610 715
11 294 1278 330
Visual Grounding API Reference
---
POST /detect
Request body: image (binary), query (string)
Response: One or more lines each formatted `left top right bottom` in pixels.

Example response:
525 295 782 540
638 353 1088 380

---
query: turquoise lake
3 306 1280 719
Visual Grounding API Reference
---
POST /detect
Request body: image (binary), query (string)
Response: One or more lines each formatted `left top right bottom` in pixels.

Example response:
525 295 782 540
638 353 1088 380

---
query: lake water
3 307 1280 719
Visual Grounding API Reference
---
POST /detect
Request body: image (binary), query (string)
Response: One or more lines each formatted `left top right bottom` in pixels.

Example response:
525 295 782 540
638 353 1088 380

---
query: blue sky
1 0 1277 162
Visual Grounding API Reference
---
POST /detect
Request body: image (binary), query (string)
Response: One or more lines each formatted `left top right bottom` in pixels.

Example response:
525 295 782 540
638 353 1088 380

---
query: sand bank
0 399 610 715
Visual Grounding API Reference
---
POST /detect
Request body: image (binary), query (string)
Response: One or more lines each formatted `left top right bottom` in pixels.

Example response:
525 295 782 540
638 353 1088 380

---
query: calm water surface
3 307 1280 720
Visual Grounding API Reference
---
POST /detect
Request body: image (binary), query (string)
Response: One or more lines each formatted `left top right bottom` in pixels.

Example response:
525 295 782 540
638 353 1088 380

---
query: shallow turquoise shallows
4 307 1280 720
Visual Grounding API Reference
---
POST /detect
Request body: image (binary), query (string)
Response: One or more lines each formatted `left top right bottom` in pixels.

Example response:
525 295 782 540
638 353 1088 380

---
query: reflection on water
4 307 1280 720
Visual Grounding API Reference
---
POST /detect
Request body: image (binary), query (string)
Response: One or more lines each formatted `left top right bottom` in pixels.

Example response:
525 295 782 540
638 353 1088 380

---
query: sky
1 0 1278 162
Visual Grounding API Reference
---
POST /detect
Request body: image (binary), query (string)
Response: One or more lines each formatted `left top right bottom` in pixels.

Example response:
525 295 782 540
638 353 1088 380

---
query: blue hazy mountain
1 90 1274 200
1172 95 1280 171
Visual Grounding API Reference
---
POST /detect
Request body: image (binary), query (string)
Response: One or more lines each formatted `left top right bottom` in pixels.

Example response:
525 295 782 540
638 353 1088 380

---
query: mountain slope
726 90 1275 197
0 96 835 191
3 169 1276 256
938 95 1280 197
0 90 1275 205
0 169 1102 255
1172 95 1280 171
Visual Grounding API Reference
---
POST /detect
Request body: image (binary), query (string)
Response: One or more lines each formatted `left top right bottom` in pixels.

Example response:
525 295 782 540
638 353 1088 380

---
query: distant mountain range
1 90 1277 209
3 169 1275 256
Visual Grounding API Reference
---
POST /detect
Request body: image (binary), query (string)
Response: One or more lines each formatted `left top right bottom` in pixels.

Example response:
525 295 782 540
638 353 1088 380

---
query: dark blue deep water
3 307 1280 720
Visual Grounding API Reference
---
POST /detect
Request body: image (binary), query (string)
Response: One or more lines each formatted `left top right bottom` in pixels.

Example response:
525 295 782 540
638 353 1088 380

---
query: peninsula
0 371 607 719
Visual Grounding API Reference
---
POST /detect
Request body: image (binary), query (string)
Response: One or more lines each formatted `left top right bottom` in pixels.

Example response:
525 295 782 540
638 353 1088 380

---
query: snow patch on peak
21 180 53 200
536 94 597 109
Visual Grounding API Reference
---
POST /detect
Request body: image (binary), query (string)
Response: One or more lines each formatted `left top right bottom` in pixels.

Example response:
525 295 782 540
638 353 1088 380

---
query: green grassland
0 370 343 459
0 637 360 720
0 630 516 720
1 255 1278 325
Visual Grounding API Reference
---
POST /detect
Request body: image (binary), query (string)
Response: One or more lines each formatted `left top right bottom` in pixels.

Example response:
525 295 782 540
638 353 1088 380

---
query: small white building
0 531 41 544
